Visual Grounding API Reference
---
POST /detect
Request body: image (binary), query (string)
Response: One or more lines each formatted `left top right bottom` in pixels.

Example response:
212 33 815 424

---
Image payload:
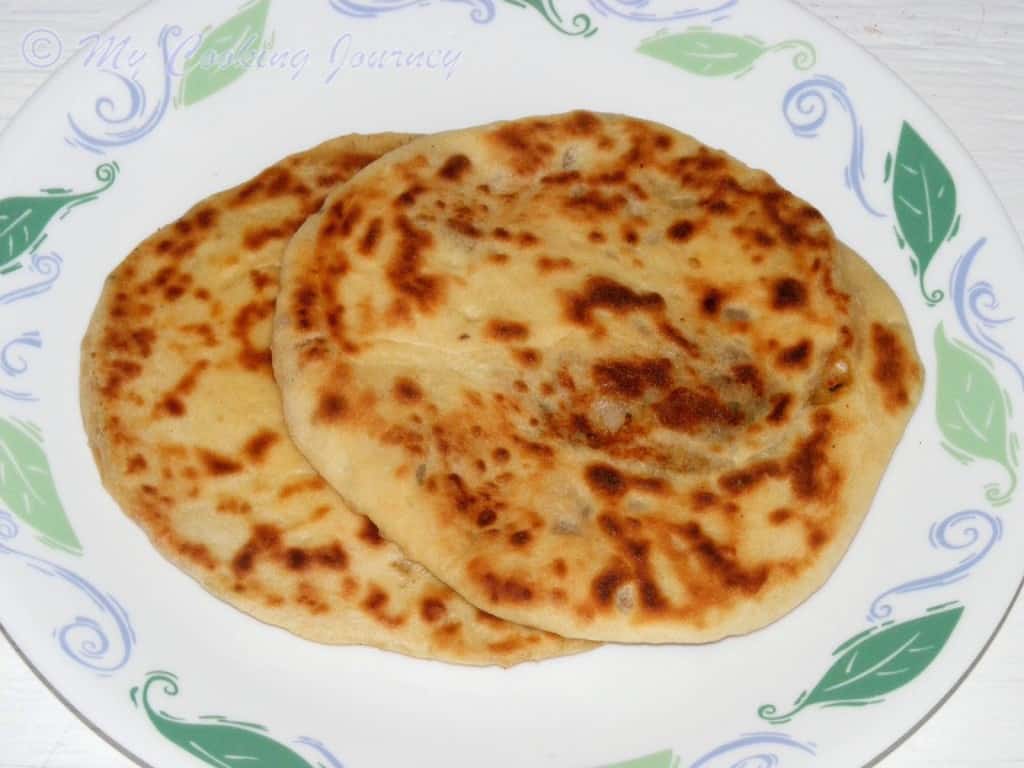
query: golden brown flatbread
272 112 923 643
80 133 593 665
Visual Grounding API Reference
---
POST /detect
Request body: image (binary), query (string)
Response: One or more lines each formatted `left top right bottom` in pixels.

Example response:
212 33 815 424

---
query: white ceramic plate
1 1 1022 766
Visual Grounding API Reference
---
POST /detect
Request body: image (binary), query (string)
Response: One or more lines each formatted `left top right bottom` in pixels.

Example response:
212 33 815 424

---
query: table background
1 1 1022 766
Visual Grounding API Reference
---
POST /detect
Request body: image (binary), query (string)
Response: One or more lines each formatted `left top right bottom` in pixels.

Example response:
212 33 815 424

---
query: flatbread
273 112 923 643
80 133 593 665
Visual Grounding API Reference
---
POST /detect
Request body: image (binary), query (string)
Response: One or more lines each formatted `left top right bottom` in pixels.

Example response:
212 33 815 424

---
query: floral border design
755 511 1000 725
886 121 962 306
66 1 274 155
1 331 42 402
0 252 63 306
950 238 1024 390
1 0 1021 765
589 0 736 23
868 510 1002 622
328 0 735 26
0 510 134 672
0 163 118 273
782 75 885 217
132 671 347 767
638 28 815 78
935 323 1019 505
604 732 815 768
0 416 81 553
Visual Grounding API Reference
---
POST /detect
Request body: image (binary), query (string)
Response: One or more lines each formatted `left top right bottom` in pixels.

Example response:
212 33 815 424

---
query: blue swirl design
868 510 1002 623
329 0 496 23
294 736 346 767
783 76 885 218
0 331 41 402
950 237 1024 390
0 252 63 306
588 0 735 22
689 732 816 767
0 509 136 674
66 26 181 154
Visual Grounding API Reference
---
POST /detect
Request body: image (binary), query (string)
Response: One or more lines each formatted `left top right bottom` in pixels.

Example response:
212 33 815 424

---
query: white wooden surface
1 2 1023 766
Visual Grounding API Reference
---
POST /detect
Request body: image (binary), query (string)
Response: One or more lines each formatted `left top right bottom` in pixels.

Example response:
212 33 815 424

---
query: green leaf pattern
637 28 815 78
0 163 118 274
133 672 321 768
759 605 964 723
503 0 597 36
935 323 1019 505
0 417 81 554
889 122 960 305
178 0 273 107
